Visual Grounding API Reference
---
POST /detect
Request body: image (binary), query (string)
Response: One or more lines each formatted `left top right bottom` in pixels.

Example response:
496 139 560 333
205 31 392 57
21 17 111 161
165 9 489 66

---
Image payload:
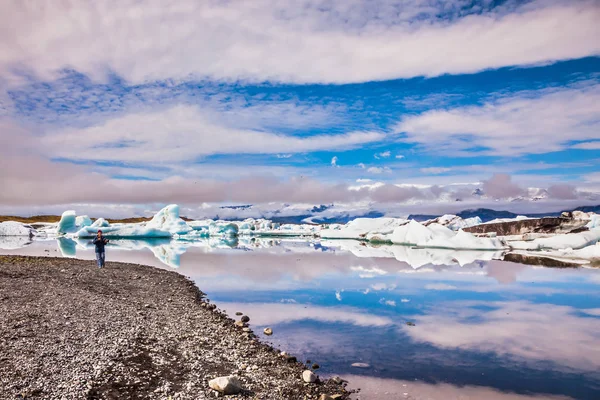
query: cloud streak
397 84 600 156
1 1 598 85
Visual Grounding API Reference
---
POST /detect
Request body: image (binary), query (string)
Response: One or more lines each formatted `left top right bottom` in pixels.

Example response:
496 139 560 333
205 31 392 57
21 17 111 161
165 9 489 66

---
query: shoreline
0 255 350 399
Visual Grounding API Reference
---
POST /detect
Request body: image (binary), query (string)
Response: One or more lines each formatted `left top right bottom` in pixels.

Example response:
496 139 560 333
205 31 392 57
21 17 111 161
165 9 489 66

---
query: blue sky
0 0 599 217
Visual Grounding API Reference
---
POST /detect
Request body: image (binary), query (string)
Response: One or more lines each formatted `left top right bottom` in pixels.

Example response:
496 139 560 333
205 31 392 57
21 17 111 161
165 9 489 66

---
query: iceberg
0 221 36 237
75 215 92 228
424 215 483 231
74 223 172 238
146 204 193 235
91 218 110 228
57 210 77 234
509 228 600 251
320 218 409 241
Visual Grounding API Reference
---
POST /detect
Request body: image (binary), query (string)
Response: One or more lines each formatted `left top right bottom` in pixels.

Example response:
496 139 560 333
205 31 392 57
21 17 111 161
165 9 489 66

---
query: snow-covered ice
0 221 36 237
509 229 600 251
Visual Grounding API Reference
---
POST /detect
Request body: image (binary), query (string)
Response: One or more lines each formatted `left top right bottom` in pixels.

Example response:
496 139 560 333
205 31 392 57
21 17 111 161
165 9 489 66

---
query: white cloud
379 298 396 307
276 154 293 158
395 155 405 159
335 290 343 301
1 1 598 85
374 150 391 159
367 166 392 174
572 141 600 150
351 266 388 278
424 283 458 290
400 298 410 303
331 156 339 167
405 301 600 371
420 167 451 174
397 84 600 156
216 302 393 327
41 106 383 162
357 163 366 169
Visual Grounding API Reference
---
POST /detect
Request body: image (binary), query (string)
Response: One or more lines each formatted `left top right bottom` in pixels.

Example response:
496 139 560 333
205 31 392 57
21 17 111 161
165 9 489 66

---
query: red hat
97 230 102 233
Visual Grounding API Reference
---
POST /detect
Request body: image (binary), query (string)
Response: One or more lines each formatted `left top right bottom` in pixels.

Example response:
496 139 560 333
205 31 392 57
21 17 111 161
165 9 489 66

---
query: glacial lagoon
2 237 600 400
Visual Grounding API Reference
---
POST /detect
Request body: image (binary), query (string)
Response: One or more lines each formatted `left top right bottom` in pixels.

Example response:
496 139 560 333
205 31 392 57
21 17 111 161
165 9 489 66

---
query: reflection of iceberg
47 237 247 268
0 235 33 250
57 237 77 257
325 240 503 269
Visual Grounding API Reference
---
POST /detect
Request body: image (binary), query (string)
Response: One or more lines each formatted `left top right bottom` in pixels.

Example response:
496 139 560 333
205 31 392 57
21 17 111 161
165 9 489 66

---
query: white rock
351 362 370 368
208 376 243 395
302 370 317 383
264 327 273 335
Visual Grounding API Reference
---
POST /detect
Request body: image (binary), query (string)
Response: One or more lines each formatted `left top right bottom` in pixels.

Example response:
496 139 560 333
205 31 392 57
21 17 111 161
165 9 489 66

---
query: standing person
93 230 109 268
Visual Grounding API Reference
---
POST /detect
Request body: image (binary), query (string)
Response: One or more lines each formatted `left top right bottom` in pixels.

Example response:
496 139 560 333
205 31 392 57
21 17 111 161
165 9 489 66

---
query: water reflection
1 237 600 399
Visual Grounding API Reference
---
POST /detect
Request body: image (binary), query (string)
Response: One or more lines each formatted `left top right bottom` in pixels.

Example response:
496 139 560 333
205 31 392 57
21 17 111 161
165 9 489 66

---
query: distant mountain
410 205 599 223
212 203 599 225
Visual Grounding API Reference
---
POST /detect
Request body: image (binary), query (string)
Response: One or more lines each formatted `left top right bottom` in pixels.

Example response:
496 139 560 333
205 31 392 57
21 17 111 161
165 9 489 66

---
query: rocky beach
0 255 350 400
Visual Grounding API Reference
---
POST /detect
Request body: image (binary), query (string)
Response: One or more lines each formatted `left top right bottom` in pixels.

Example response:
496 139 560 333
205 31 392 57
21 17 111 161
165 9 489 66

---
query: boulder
263 327 273 335
208 376 243 395
241 315 250 323
302 370 317 383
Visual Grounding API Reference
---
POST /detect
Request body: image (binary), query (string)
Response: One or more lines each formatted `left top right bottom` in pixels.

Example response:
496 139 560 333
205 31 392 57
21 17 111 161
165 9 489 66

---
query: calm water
2 237 600 400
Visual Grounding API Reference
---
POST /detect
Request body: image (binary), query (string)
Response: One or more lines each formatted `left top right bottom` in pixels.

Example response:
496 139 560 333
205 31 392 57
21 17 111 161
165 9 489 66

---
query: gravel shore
0 255 350 399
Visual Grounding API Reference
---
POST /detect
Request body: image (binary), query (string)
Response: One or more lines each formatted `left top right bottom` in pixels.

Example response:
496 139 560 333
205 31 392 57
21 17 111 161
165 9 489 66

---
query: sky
0 0 599 218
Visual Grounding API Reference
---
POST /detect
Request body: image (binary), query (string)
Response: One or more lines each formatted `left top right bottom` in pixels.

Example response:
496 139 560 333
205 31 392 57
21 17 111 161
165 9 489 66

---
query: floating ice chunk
73 223 172 238
586 213 600 229
91 218 110 228
146 204 192 235
482 216 532 225
57 210 77 234
321 218 408 240
424 215 482 231
390 220 449 245
75 215 92 228
509 228 600 251
209 221 239 237
0 221 36 237
422 229 507 250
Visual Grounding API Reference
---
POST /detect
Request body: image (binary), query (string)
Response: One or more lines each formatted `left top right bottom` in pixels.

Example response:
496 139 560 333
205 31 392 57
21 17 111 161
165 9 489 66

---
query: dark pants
95 251 105 268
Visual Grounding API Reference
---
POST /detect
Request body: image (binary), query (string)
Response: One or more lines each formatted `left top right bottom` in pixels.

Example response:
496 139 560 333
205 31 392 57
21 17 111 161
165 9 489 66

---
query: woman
92 230 109 268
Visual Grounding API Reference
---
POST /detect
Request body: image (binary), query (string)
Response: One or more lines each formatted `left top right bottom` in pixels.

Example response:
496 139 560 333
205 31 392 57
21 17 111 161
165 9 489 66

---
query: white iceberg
91 218 110 228
509 228 600 251
320 217 409 241
146 204 192 235
424 214 482 230
0 221 36 237
75 215 92 228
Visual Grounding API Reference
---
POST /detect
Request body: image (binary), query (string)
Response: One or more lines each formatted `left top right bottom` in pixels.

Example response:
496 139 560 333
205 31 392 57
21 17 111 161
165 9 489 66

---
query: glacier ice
146 204 193 235
57 210 77 234
0 221 36 237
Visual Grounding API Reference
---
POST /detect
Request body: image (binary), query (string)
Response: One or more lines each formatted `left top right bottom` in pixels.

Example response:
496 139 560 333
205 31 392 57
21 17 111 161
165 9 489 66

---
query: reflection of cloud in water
217 302 392 327
341 375 573 400
486 260 528 284
424 283 458 290
405 301 600 371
